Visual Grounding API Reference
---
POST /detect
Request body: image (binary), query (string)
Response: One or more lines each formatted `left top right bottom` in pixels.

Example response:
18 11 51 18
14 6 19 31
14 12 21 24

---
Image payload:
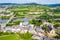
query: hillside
43 4 60 7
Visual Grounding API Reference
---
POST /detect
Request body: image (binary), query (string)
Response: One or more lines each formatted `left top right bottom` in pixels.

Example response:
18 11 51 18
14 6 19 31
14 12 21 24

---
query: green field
0 34 19 40
0 32 33 40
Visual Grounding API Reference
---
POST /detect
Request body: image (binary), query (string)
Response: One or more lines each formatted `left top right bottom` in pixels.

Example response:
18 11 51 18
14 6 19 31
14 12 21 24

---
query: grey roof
46 37 57 40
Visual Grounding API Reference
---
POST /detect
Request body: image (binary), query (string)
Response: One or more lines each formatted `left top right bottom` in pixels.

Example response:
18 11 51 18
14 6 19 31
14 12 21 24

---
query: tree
39 9 54 23
29 19 42 26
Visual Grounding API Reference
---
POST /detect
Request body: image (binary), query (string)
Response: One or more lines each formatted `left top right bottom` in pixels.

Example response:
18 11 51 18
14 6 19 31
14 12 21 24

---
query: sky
0 0 60 4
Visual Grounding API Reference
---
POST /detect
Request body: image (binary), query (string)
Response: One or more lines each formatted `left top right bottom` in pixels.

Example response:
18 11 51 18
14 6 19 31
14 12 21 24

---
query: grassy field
19 32 33 40
0 32 33 40
0 34 19 40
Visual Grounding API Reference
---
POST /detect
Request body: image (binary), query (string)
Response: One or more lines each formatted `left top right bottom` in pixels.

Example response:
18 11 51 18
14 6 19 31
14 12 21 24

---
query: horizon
0 2 60 4
0 0 60 4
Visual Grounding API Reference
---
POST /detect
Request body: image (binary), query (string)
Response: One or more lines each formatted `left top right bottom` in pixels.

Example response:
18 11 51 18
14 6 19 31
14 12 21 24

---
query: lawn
0 32 33 40
18 32 33 40
0 34 19 40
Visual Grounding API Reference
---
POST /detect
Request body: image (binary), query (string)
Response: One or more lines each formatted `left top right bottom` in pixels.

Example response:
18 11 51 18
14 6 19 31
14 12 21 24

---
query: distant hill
0 3 40 5
0 3 20 5
43 4 60 7
0 3 60 7
21 3 40 5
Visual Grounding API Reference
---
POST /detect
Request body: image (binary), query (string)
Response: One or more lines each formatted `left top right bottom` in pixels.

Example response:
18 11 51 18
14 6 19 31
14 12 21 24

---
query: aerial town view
0 0 60 40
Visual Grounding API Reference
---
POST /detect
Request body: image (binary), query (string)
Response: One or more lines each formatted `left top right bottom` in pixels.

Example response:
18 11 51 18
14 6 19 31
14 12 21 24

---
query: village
0 4 60 40
0 18 58 40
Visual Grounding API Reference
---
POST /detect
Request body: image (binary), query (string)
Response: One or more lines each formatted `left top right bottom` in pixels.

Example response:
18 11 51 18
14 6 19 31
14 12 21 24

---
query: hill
0 3 40 5
0 3 60 7
0 3 20 5
43 4 60 7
